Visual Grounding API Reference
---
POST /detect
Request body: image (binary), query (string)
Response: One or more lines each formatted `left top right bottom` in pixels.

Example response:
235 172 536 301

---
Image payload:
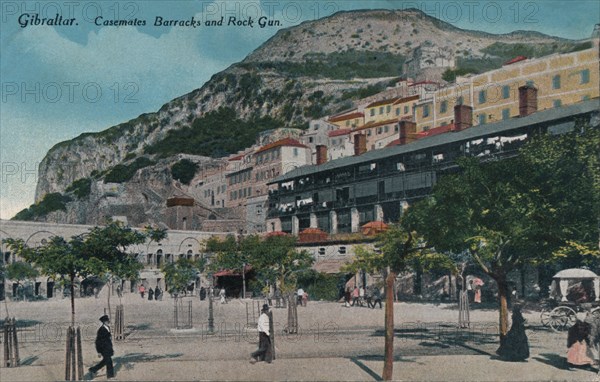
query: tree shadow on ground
114 352 184 372
440 302 498 311
1 318 42 328
123 322 152 339
127 322 152 331
371 325 498 355
20 355 39 365
348 355 418 381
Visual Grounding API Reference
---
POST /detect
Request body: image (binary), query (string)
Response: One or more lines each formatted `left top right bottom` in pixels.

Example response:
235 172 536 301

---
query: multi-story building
0 219 231 299
414 43 599 132
221 138 312 232
327 110 365 129
189 161 229 209
300 119 339 163
327 129 354 161
266 98 599 235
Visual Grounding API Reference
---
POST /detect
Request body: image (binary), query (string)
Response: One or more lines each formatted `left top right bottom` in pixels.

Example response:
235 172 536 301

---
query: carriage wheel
548 306 576 332
540 309 552 327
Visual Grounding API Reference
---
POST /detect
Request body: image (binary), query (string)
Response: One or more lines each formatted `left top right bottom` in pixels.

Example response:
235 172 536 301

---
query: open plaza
1 291 599 381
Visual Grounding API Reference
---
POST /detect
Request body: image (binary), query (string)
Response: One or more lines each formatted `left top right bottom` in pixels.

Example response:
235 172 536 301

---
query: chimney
519 85 538 117
399 121 417 145
316 145 327 165
354 134 367 156
453 104 473 131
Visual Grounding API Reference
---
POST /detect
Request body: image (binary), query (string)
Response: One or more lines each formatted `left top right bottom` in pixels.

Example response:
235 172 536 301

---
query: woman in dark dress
497 306 529 361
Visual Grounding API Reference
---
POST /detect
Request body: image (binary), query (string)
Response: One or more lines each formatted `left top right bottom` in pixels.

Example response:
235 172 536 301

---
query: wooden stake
64 327 71 380
76 327 83 380
3 320 9 367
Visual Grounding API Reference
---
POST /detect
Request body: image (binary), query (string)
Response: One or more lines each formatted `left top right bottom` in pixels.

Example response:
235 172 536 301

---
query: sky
1 0 599 219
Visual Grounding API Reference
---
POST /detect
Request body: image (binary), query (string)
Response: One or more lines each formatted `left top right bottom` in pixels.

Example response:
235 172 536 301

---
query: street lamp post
208 273 214 334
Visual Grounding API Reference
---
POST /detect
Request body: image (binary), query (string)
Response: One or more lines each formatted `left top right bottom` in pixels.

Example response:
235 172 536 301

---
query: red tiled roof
328 129 352 137
366 97 400 109
392 95 419 105
361 221 389 229
299 229 329 243
504 56 528 66
385 139 401 147
416 124 454 137
254 138 308 154
328 112 364 123
354 118 399 132
361 221 389 236
228 154 243 161
301 228 327 234
264 231 289 237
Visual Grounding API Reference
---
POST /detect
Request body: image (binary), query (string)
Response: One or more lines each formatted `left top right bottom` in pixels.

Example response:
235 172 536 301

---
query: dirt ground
1 293 598 381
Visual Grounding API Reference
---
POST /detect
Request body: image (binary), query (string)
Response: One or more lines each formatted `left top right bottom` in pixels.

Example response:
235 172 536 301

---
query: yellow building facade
414 42 599 132
328 111 364 129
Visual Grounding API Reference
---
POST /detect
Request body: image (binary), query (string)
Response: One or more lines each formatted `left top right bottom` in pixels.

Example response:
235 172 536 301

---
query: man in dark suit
89 314 115 379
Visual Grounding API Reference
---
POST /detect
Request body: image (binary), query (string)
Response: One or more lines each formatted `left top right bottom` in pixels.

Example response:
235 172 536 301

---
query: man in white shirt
297 287 304 306
250 304 272 364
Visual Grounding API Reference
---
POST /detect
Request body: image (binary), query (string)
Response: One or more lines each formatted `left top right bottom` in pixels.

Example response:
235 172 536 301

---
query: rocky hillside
25 9 587 225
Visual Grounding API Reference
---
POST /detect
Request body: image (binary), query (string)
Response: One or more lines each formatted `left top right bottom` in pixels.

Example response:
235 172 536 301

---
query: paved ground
1 293 599 381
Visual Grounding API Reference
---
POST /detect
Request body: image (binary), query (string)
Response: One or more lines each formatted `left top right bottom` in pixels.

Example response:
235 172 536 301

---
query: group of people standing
344 286 382 308
138 285 162 301
296 288 309 306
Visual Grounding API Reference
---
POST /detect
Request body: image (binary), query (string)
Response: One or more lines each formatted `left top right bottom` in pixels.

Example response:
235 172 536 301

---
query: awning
553 268 598 279
213 269 239 277
213 266 253 277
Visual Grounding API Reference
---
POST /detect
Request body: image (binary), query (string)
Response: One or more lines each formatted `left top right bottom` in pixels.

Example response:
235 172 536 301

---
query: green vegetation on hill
103 157 156 183
65 178 92 199
481 41 592 60
238 50 406 79
444 41 592 83
145 107 283 158
341 83 388 101
171 159 199 185
12 193 72 221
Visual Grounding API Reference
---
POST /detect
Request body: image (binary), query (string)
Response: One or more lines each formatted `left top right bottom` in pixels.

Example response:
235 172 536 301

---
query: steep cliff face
30 9 581 225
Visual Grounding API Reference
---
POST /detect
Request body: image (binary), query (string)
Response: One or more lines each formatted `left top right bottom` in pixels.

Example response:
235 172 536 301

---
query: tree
207 234 314 295
343 225 429 381
171 159 199 185
518 124 600 272
248 235 313 294
5 261 39 300
4 220 156 326
408 125 600 339
162 257 206 297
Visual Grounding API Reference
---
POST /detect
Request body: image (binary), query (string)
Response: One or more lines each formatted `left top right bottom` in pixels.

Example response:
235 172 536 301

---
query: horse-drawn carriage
540 268 600 332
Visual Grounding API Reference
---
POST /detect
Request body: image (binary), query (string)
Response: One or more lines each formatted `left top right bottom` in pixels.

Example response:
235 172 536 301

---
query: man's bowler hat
99 314 110 322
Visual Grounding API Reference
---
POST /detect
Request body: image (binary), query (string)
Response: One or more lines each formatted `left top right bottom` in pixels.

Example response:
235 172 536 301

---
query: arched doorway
157 249 163 267
47 278 55 298
81 277 105 297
